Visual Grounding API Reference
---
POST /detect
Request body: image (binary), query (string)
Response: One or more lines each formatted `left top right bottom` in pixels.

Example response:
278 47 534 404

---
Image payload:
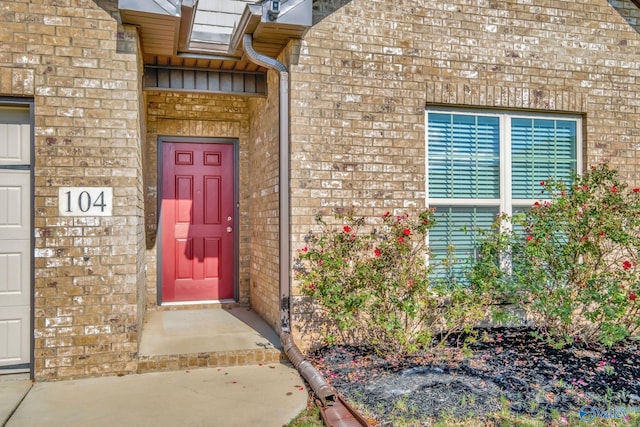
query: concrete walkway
1 363 308 427
0 375 31 426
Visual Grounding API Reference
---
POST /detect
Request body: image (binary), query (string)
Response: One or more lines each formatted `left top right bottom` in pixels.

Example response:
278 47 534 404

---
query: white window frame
425 107 582 254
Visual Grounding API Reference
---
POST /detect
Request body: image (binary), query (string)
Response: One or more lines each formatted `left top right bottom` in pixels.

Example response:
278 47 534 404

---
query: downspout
242 34 291 335
243 34 336 406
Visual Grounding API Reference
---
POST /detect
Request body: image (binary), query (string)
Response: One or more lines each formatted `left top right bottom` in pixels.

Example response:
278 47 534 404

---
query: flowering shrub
471 164 640 346
294 209 490 356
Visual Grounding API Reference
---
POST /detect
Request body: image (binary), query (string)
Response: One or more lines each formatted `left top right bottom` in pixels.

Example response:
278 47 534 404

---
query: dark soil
307 328 640 425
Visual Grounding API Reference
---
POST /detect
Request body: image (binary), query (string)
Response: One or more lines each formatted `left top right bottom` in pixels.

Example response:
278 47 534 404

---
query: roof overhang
229 0 313 58
118 0 184 56
118 0 312 71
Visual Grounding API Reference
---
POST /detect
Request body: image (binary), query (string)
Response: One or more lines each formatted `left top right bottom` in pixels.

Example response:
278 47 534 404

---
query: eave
118 0 312 73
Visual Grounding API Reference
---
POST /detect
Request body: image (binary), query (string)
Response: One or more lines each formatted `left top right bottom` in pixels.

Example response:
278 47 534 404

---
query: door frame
156 136 240 305
0 97 34 378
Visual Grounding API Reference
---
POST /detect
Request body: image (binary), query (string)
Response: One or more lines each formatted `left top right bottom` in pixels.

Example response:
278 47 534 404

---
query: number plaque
58 187 113 216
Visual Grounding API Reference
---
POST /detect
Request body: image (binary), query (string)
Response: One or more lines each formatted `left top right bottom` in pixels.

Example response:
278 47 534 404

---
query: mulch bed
307 327 640 425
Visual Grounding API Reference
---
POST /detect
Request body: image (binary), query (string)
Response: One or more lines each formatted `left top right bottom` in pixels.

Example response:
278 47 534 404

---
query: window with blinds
426 109 581 282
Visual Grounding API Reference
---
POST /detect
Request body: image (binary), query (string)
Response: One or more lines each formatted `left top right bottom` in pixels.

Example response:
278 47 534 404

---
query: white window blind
426 109 581 282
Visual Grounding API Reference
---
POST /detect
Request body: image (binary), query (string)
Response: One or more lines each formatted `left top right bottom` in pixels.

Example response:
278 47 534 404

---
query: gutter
177 0 197 52
229 5 262 55
242 34 336 407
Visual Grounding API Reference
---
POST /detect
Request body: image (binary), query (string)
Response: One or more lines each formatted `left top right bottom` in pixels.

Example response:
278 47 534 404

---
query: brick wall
0 0 144 379
247 70 282 332
5 0 640 376
133 35 146 351
144 91 252 308
289 0 640 343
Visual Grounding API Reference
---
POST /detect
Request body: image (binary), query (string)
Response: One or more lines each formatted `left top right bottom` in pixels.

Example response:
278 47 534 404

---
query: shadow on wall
90 0 157 251
94 0 122 26
292 295 352 350
313 0 354 25
608 0 640 35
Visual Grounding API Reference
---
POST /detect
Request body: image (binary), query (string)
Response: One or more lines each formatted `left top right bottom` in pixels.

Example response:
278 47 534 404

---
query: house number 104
59 187 113 216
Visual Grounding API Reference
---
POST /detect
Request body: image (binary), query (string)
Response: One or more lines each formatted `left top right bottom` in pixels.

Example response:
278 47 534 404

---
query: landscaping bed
308 327 640 425
294 165 640 425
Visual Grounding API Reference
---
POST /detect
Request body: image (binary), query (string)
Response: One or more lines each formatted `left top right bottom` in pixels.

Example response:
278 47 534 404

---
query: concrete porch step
137 307 284 374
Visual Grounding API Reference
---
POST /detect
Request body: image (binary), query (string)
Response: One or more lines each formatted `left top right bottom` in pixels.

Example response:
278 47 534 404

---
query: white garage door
0 105 31 373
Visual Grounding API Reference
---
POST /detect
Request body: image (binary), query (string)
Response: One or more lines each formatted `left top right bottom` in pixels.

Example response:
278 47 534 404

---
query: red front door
161 141 235 302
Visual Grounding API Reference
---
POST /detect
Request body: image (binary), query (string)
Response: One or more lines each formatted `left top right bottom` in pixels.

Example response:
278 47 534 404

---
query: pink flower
611 186 618 193
382 211 391 218
343 225 351 233
309 283 315 290
629 292 637 301
599 231 605 237
623 260 633 270
533 201 540 207
403 228 411 236
407 280 414 287
299 246 308 252
582 185 589 191
397 237 405 243
634 188 640 193
526 235 533 242
540 181 545 186
374 248 381 257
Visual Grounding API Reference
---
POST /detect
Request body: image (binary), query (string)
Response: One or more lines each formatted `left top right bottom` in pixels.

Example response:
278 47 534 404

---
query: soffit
119 0 311 73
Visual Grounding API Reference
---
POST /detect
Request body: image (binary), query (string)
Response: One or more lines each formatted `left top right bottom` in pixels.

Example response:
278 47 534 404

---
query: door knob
226 226 233 233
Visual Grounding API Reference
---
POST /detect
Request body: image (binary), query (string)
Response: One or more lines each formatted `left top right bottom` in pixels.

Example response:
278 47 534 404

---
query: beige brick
0 0 145 380
287 0 640 343
5 0 640 381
